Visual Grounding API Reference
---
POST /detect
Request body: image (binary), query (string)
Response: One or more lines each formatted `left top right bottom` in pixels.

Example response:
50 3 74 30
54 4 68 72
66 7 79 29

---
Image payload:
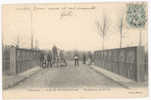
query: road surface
13 61 123 89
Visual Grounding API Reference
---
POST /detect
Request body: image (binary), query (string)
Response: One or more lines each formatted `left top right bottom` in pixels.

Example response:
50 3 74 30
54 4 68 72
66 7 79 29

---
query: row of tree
94 3 147 67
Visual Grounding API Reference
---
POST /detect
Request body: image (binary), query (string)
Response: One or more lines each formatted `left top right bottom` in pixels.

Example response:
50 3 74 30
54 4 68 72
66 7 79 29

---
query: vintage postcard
2 2 148 99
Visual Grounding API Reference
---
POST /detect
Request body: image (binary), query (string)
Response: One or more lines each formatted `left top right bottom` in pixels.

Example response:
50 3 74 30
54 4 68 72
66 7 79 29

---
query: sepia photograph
2 1 148 99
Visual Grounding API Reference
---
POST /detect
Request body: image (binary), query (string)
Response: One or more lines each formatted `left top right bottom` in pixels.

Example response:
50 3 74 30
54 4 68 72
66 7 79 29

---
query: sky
2 3 148 51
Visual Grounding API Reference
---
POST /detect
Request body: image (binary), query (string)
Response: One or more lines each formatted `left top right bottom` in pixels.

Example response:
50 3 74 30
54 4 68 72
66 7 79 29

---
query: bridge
3 46 147 89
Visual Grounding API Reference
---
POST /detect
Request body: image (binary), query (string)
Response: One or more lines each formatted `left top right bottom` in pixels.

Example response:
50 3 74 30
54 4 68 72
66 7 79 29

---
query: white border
0 0 150 100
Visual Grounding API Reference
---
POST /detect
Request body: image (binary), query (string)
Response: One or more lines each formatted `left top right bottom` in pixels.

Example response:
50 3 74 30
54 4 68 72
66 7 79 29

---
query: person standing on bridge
47 52 52 68
40 53 44 68
74 54 79 67
83 53 86 64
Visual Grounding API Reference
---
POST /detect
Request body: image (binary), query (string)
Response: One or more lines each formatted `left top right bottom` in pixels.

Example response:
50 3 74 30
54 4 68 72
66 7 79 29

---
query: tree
16 35 20 48
95 16 109 67
34 39 39 50
95 15 109 51
119 16 124 48
30 33 34 49
126 3 147 46
52 45 58 62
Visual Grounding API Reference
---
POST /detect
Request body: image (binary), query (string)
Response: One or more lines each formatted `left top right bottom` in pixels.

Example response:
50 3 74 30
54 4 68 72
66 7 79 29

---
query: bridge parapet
3 46 41 75
94 46 147 82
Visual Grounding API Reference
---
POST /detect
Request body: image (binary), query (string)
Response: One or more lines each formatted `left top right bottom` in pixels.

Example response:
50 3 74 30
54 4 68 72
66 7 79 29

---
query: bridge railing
94 46 146 82
3 46 41 75
2 47 10 75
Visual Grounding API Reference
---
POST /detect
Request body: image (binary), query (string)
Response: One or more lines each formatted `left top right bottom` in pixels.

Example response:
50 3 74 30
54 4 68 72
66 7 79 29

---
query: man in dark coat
47 52 52 68
83 54 86 64
40 53 44 68
74 55 79 67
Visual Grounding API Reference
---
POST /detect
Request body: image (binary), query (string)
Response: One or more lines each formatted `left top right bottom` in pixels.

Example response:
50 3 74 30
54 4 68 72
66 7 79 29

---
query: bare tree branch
95 20 103 36
95 16 108 38
95 15 109 51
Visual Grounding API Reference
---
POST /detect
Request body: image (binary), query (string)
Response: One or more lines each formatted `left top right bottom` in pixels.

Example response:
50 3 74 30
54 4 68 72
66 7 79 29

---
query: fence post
10 47 16 75
136 46 145 82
